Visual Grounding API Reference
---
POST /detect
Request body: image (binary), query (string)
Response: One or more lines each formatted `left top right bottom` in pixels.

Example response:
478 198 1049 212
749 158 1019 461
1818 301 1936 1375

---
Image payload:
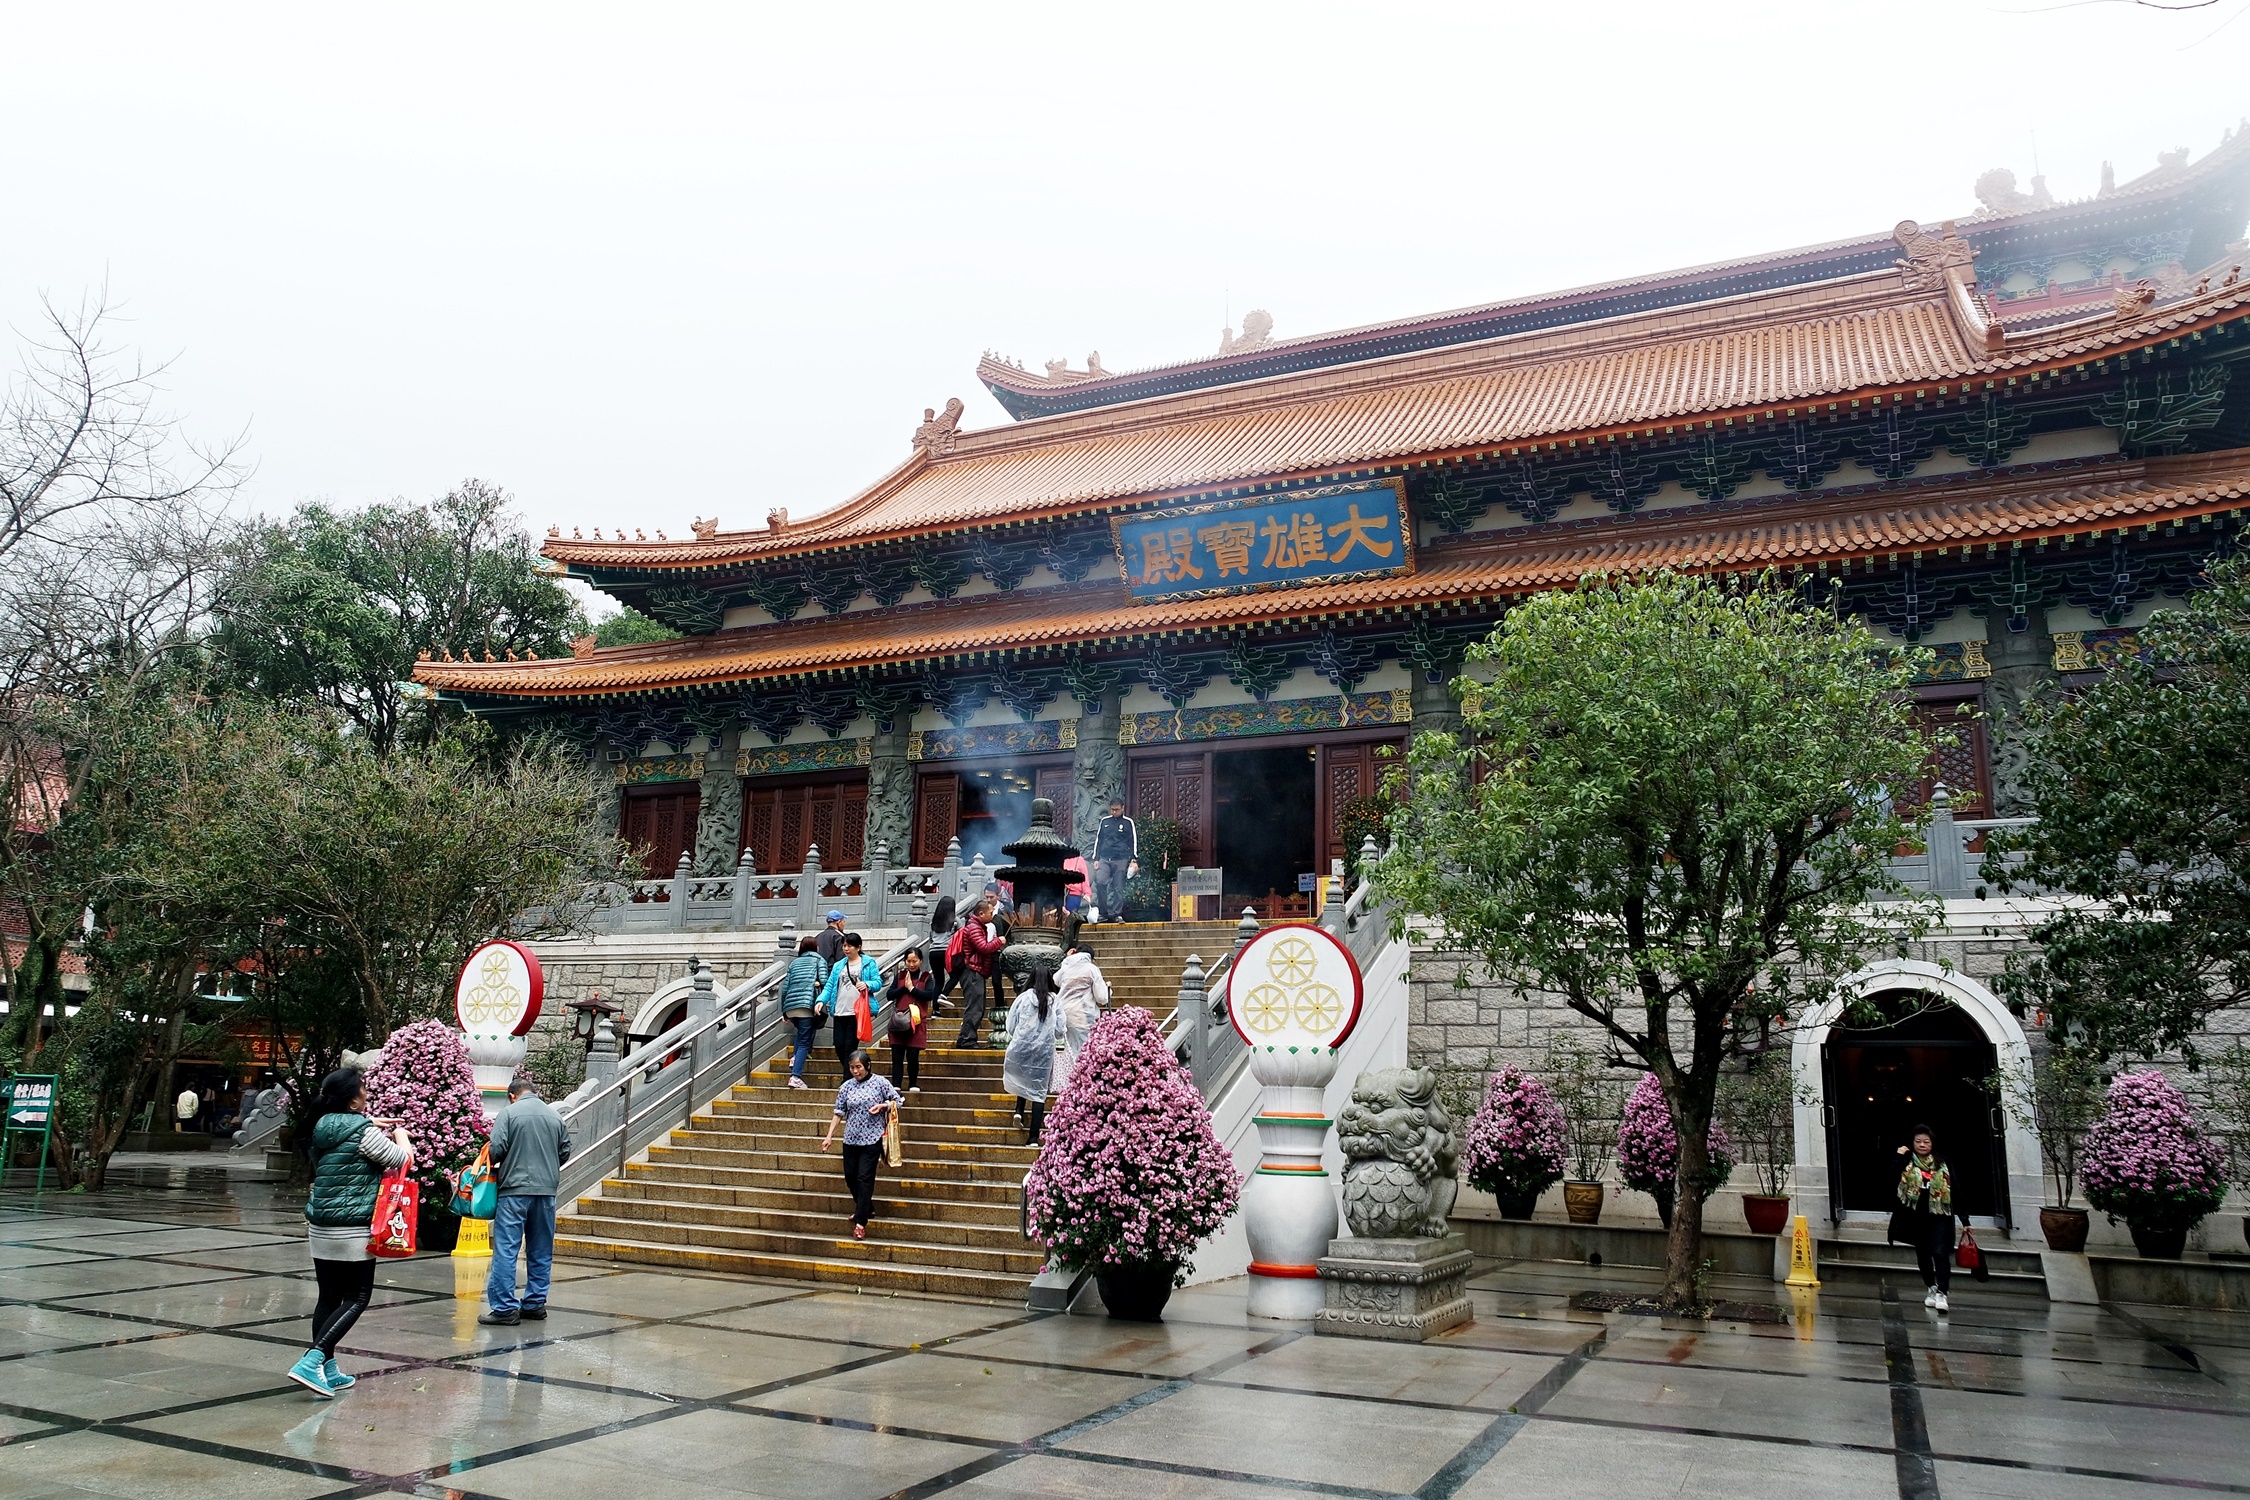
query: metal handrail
557 932 924 1203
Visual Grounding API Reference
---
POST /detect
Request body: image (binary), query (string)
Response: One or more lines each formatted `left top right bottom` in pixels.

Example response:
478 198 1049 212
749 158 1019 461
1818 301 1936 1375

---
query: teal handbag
450 1144 497 1219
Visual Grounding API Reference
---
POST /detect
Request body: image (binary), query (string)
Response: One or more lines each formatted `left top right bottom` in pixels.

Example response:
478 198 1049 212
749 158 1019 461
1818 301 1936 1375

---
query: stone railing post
868 841 890 926
1232 906 1259 968
670 850 693 930
969 853 989 907
730 847 756 928
1927 785 1964 896
775 919 799 967
799 844 823 927
584 1013 622 1146
912 891 929 940
1320 857 1346 931
1179 953 1207 1088
687 955 718 1077
943 836 963 902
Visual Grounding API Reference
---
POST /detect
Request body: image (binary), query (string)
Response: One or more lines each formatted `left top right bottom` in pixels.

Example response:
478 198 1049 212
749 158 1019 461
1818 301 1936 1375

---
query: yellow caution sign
452 1215 493 1260
1784 1214 1820 1289
1789 1285 1819 1341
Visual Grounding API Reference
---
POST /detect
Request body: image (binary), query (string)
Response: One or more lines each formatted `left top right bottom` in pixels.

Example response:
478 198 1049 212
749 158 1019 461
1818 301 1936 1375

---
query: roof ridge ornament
1218 309 1274 357
913 397 965 454
1893 220 1977 292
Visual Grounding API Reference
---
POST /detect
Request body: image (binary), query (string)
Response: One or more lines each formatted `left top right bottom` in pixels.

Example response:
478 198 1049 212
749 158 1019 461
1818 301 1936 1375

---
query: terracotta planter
1494 1187 1540 1221
1742 1193 1791 1236
2038 1205 2089 1253
1563 1181 1605 1225
2127 1222 2188 1260
1095 1260 1179 1321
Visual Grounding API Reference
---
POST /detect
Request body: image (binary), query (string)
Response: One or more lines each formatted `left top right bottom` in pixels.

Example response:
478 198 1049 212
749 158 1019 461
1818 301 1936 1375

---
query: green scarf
1897 1154 1952 1216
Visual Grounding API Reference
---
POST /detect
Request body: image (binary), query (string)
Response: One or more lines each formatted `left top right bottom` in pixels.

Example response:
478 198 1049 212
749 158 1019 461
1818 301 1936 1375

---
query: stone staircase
1818 1232 2049 1295
553 921 1255 1299
557 1046 1043 1298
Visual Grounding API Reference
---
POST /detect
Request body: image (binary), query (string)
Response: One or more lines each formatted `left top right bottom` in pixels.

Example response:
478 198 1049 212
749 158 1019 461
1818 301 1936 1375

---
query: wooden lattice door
741 775 868 872
913 771 959 867
1129 751 1211 871
1317 738 1404 873
1902 700 1993 819
1035 763 1075 845
621 788 700 876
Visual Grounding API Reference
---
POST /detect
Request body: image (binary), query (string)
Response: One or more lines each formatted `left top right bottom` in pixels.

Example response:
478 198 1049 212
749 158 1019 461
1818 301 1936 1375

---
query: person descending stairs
552 919 1255 1299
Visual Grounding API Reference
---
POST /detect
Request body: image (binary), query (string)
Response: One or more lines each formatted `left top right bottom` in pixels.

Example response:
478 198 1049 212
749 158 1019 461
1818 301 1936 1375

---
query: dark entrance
1214 747 1316 918
1822 996 2008 1226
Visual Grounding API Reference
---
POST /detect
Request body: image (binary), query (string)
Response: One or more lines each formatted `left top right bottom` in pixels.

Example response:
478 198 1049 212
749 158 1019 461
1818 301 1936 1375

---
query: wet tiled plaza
2 1159 2246 1499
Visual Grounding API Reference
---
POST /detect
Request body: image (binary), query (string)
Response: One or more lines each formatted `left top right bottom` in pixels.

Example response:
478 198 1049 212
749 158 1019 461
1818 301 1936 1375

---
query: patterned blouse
833 1073 902 1147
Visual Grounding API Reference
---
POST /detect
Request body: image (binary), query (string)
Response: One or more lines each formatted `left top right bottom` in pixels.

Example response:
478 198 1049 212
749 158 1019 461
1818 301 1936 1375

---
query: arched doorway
1790 960 2041 1233
1823 999 2003 1222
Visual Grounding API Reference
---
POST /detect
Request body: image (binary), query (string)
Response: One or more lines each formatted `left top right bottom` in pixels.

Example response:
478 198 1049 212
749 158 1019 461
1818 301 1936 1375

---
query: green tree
1989 558 2250 1060
211 481 585 754
1376 572 1937 1308
594 606 679 648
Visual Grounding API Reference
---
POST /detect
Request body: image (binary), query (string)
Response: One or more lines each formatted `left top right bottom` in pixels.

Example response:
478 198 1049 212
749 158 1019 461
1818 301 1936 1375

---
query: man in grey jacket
479 1078 572 1326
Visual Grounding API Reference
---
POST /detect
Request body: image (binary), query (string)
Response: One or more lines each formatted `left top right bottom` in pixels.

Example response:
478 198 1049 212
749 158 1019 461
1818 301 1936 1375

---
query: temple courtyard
0 1161 2243 1500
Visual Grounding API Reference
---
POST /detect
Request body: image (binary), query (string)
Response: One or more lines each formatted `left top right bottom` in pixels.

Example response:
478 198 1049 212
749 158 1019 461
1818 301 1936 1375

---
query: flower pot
1651 1185 1674 1230
1563 1181 1605 1225
1741 1193 1791 1236
2038 1206 2089 1253
417 1204 461 1254
1494 1187 1540 1221
2127 1222 2188 1260
1095 1260 1179 1321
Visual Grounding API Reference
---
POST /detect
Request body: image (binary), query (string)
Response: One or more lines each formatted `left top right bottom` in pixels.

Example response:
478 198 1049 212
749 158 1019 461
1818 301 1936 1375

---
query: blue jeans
487 1195 556 1314
788 1013 819 1077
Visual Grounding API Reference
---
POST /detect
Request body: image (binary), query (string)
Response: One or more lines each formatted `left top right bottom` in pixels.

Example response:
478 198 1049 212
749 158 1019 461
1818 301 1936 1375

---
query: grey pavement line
1879 1285 1943 1500
1410 1324 1611 1500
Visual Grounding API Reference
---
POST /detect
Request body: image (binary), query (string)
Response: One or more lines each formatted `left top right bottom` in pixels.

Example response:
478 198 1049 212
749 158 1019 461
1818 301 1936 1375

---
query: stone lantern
994 797 1081 984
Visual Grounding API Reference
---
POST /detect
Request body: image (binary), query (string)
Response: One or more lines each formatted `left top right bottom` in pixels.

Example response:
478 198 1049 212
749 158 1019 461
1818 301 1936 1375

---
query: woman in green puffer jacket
292 1067 414 1398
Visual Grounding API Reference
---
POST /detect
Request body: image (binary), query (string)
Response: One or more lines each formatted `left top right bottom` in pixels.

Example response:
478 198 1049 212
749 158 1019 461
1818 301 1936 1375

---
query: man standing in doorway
815 909 849 970
480 1078 571 1327
1091 799 1138 923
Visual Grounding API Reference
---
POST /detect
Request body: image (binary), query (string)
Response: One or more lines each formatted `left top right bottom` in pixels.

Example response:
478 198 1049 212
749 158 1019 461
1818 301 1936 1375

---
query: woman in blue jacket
778 935 827 1089
815 932 883 1072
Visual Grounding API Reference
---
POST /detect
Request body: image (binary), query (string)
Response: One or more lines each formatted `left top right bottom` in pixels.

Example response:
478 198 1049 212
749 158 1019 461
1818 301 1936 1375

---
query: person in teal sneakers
295 1067 414 1396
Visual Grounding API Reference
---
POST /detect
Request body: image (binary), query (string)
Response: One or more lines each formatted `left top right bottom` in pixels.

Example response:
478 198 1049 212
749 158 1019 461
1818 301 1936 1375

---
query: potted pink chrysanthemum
1021 1008 1240 1320
2081 1070 2227 1259
364 1019 490 1253
1616 1073 1734 1229
1460 1067 1567 1220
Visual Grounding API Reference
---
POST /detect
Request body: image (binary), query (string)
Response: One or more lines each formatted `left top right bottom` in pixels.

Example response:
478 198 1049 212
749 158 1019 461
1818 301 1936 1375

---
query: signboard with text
1114 477 1414 601
5 1076 53 1130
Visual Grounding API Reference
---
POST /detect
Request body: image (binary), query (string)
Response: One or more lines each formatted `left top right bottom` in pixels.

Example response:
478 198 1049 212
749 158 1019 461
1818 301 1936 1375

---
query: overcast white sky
6 1 2249 571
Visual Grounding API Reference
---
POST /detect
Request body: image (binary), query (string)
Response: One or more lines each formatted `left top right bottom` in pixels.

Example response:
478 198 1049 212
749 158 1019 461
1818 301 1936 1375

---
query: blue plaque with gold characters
1114 477 1414 601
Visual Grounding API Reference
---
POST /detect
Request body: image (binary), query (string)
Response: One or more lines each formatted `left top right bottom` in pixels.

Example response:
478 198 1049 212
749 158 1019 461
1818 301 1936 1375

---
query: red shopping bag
368 1167 420 1258
856 983 876 1043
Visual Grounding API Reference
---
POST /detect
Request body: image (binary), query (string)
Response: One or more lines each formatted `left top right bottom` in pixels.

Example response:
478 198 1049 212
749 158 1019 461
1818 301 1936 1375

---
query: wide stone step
663 1127 1037 1167
600 1175 1021 1227
648 1142 1035 1180
553 1229 1033 1300
623 1158 1027 1206
718 1096 1025 1130
579 1190 1028 1250
1818 1237 2048 1287
703 1111 1036 1149
557 1208 1048 1277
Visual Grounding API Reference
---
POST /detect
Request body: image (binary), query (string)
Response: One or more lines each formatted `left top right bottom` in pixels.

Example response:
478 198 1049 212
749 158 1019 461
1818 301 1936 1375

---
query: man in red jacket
955 896 1007 1048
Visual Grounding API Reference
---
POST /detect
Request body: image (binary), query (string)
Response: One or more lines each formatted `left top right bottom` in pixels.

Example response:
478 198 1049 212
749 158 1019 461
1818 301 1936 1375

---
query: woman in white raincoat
1001 963 1063 1145
1053 940 1110 1096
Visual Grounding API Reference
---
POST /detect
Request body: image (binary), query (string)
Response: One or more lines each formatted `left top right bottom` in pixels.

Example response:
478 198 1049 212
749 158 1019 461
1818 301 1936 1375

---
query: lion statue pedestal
1313 1066 1473 1342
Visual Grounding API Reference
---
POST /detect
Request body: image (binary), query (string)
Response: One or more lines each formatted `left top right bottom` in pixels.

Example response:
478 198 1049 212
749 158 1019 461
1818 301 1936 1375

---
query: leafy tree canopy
1991 558 2250 1060
1376 571 1937 1306
211 480 585 753
594 606 678 648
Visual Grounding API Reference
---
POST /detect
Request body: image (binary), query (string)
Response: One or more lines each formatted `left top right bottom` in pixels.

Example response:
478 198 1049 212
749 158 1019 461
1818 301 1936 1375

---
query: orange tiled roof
544 269 2250 574
429 448 2250 700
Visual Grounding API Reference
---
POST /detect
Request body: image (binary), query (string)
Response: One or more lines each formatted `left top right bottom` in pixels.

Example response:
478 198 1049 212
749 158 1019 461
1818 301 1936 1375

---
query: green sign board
2 1074 57 1201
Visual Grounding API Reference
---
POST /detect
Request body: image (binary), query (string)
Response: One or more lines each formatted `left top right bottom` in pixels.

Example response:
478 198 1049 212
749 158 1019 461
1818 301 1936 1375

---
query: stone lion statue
1338 1066 1460 1239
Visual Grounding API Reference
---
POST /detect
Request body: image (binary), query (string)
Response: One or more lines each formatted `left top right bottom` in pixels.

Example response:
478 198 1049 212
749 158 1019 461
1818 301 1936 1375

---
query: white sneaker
908 1086 921 1094
788 1076 807 1090
1933 1292 1949 1314
1923 1288 1938 1307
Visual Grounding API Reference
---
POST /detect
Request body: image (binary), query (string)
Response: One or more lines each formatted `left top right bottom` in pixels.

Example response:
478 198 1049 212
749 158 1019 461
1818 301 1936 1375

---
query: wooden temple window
741 773 866 873
1898 693 1994 846
620 787 699 881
